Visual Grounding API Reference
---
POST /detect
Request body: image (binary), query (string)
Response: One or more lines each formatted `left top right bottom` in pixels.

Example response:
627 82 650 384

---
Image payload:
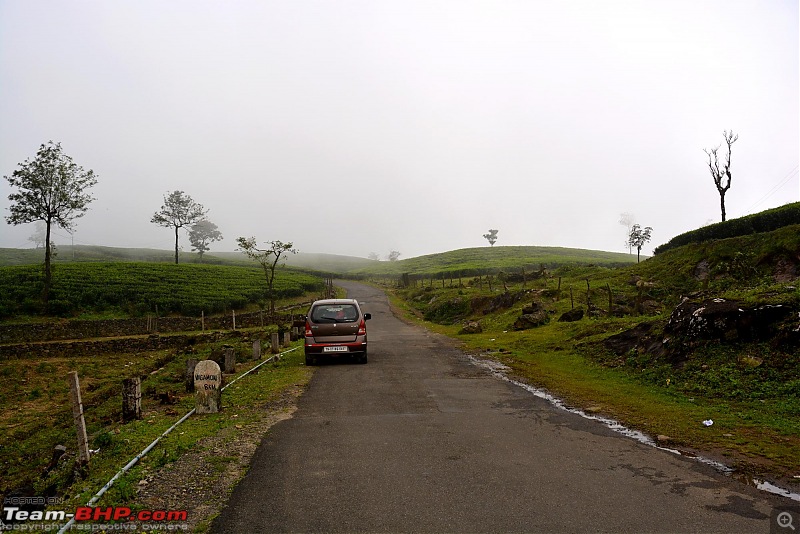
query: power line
745 164 799 213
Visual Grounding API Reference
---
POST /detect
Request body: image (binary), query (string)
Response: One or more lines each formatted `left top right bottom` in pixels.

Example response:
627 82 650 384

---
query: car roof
310 299 359 306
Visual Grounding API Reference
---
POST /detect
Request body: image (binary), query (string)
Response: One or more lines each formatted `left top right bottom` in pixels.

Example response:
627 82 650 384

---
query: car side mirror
364 313 371 320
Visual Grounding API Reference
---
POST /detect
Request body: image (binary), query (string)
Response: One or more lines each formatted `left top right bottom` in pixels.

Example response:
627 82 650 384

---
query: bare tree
704 130 739 222
4 141 98 307
628 224 653 263
189 219 223 262
367 252 380 261
618 213 635 254
237 237 297 319
387 250 401 262
483 229 499 246
151 191 207 264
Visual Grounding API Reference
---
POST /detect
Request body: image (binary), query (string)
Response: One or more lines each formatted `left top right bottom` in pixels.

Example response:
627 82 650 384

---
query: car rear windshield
310 304 359 323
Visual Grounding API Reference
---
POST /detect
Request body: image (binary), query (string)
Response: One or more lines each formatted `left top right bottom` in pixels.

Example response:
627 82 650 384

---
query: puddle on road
467 354 800 503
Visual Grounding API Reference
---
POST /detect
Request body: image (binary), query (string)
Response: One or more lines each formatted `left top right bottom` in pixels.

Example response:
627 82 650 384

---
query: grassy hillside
352 245 637 277
0 263 324 318
0 245 378 273
0 245 243 266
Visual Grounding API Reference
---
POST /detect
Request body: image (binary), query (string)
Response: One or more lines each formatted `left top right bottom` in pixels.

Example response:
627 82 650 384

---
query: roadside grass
384 272 800 480
0 331 313 508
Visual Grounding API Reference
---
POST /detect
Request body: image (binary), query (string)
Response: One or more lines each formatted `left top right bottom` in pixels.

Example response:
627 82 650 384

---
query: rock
656 435 672 444
587 304 604 318
521 301 545 315
512 310 549 330
665 298 794 342
693 260 710 281
738 355 763 367
459 321 483 334
585 405 602 414
482 291 526 314
603 322 668 359
558 308 584 322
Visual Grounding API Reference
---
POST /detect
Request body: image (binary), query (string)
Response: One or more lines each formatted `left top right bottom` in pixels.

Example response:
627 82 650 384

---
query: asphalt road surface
213 281 797 533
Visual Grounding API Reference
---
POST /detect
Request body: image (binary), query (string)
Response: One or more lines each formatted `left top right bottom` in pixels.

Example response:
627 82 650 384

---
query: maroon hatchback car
304 299 371 365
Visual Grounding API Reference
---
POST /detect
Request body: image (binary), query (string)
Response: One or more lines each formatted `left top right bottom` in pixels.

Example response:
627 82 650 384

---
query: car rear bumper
304 340 368 356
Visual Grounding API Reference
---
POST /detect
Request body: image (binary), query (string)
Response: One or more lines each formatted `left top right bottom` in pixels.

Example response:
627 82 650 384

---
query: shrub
654 203 800 254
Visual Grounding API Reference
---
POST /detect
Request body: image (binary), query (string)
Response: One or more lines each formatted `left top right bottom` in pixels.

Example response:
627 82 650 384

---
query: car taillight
357 319 366 335
305 320 313 338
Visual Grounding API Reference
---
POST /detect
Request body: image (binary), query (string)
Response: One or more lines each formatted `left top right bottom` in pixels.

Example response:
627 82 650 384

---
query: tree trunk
637 246 641 263
268 271 275 321
720 191 727 222
43 218 52 309
174 226 179 264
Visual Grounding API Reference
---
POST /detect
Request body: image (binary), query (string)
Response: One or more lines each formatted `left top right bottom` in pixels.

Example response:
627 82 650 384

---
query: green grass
0 262 324 318
0 331 313 506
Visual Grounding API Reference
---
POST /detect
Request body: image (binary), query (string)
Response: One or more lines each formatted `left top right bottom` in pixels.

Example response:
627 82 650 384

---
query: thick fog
1 1 797 259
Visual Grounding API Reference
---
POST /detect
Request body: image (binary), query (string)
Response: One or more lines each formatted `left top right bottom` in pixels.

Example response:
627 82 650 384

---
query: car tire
305 354 316 366
357 352 368 364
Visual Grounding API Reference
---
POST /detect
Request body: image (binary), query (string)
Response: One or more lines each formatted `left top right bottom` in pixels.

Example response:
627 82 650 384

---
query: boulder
665 298 793 342
558 308 584 322
459 321 483 334
521 301 545 315
513 310 549 330
603 322 667 359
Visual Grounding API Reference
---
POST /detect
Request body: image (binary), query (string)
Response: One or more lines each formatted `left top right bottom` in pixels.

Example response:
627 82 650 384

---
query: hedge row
654 202 800 255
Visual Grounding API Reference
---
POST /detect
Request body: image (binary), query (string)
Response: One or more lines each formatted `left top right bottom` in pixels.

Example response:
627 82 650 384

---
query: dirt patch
133 386 305 532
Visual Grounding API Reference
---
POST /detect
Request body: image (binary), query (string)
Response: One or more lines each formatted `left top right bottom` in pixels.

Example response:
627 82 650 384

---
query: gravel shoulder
133 385 306 532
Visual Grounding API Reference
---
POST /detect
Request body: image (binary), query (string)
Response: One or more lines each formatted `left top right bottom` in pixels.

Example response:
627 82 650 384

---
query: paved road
213 281 796 533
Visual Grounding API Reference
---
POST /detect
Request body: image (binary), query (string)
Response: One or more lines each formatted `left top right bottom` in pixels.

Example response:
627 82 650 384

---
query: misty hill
0 244 634 274
0 245 374 272
350 246 637 277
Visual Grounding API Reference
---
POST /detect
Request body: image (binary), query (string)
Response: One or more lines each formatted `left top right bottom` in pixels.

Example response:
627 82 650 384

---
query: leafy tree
367 252 380 261
189 219 223 262
151 191 207 264
618 212 635 254
483 229 499 246
237 237 297 319
4 141 98 307
387 250 401 262
628 224 653 263
703 130 738 222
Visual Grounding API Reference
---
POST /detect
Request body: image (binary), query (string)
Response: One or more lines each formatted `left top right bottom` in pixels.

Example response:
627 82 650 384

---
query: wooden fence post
607 283 613 317
232 310 236 331
122 377 141 422
271 333 280 354
68 371 90 466
224 347 236 373
253 339 261 359
586 279 591 309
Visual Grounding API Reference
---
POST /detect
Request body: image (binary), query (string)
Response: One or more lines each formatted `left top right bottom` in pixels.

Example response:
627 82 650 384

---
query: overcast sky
1 1 797 259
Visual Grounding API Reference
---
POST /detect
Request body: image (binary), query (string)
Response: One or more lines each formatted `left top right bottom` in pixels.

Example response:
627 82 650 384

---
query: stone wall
0 330 243 360
0 309 308 345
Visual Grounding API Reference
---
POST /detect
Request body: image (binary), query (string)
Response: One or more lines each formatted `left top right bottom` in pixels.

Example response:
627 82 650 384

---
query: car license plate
323 346 348 353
